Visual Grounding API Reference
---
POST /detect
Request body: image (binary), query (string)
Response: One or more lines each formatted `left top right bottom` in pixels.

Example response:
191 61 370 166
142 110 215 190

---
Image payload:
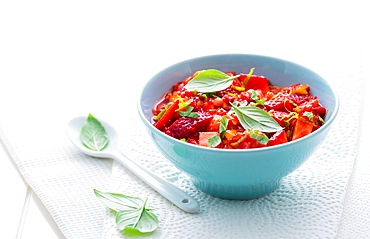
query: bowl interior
140 54 338 125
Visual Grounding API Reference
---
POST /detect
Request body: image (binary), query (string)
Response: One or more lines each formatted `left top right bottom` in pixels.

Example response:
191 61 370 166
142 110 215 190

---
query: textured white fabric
0 119 113 238
100 72 362 239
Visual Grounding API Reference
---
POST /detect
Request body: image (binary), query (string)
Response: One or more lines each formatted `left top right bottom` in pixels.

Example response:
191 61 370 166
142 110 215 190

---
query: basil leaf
81 114 109 151
250 130 269 145
219 116 228 138
179 106 198 118
231 105 282 133
250 90 264 106
184 69 239 93
116 199 158 233
93 189 145 212
94 189 158 233
208 135 221 148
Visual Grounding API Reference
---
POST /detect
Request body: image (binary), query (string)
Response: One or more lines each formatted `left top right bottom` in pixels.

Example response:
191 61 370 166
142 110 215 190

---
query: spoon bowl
66 116 118 158
66 116 200 213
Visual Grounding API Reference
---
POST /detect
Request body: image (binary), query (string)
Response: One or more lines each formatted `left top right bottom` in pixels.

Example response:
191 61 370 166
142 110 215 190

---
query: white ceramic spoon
66 116 200 213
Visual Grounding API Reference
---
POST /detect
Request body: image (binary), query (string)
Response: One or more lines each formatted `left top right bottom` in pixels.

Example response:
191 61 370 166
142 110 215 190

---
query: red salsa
152 69 327 149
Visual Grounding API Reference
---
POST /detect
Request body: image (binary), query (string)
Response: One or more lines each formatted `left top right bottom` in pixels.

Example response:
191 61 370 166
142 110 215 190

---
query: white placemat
100 72 362 239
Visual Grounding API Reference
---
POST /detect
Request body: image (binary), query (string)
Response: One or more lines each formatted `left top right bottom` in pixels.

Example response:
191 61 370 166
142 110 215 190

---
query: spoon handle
110 150 200 213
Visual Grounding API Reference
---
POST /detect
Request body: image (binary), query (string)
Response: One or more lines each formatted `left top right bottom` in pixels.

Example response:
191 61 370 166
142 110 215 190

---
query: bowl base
193 180 281 200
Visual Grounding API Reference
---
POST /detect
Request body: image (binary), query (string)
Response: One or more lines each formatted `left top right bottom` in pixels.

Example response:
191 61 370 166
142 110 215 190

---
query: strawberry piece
269 110 290 127
264 98 285 111
154 100 180 131
165 113 212 139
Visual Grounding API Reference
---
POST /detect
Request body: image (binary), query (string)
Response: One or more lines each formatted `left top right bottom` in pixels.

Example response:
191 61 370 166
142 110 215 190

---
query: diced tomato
243 75 270 94
267 130 288 146
199 132 219 147
154 100 180 130
292 116 314 140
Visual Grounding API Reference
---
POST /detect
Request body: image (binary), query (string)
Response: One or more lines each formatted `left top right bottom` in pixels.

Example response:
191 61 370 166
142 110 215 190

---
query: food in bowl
138 54 339 200
152 68 327 149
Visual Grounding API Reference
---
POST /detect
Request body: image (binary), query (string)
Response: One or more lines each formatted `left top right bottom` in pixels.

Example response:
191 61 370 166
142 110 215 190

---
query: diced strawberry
313 105 327 116
287 94 311 105
269 110 290 127
267 130 288 146
165 113 213 139
264 98 285 111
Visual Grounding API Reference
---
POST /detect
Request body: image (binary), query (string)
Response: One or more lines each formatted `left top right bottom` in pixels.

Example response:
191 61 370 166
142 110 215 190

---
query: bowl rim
137 53 340 153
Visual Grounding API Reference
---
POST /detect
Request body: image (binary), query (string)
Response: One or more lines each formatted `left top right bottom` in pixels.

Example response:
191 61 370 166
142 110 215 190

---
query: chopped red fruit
165 113 213 139
241 74 270 94
267 130 288 146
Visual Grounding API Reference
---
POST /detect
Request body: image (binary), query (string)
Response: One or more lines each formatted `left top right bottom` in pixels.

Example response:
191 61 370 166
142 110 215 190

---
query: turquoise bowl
138 54 339 200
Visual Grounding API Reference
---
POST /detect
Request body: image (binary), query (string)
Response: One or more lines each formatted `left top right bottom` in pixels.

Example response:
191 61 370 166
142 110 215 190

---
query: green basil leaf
179 106 198 118
231 104 283 133
208 135 221 148
81 114 109 151
93 189 145 212
249 130 269 145
219 116 228 138
250 90 264 106
188 112 199 118
116 199 158 233
94 189 158 233
184 69 239 93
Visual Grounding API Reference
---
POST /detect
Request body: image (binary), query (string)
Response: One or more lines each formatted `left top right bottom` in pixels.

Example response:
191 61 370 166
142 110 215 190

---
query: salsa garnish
152 69 327 149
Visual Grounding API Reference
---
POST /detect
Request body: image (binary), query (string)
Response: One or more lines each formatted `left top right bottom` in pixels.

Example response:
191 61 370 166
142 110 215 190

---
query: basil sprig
81 114 109 151
250 90 265 106
231 104 282 133
184 69 239 93
208 135 222 148
249 130 269 145
94 189 158 233
219 116 228 138
179 105 198 118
